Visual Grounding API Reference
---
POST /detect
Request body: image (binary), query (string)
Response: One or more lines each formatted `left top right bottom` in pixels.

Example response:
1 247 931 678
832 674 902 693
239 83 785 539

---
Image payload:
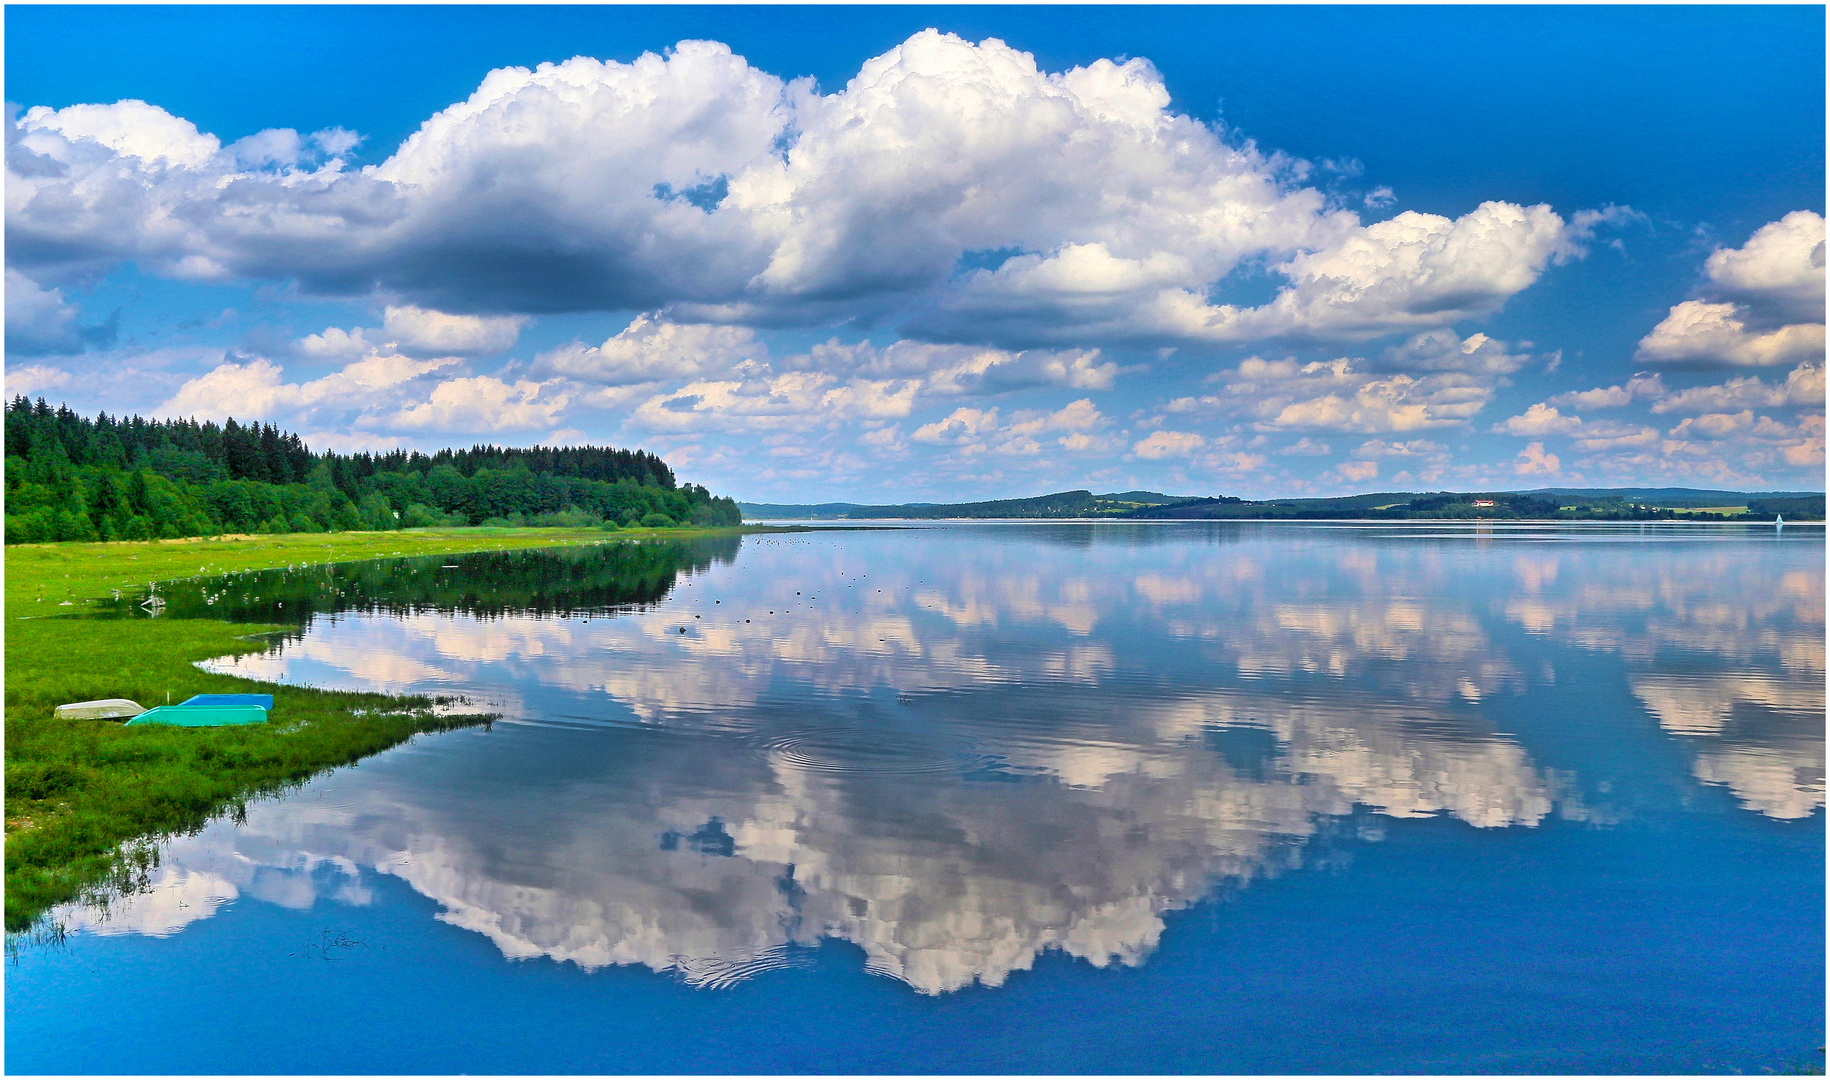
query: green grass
5 525 708 612
3 525 753 932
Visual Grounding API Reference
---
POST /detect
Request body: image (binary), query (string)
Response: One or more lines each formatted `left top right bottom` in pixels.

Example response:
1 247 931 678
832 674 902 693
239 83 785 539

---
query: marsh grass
3 615 489 930
4 525 755 931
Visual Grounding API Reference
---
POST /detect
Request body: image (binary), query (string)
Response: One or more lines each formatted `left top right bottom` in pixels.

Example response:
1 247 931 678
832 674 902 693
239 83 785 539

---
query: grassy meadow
4 525 750 931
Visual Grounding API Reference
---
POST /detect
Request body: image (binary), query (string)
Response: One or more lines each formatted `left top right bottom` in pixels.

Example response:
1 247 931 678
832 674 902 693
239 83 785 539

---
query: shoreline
744 516 1823 525
2 525 779 932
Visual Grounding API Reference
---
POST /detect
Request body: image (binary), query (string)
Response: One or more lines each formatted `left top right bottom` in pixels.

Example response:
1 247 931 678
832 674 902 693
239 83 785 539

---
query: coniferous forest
3 397 741 543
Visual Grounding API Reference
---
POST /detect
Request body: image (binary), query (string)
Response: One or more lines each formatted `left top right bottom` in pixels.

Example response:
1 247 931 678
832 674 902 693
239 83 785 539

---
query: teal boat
126 705 268 727
181 693 274 710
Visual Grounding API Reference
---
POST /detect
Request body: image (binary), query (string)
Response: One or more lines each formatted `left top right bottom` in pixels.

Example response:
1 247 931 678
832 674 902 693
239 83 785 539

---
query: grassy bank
6 525 707 611
4 525 749 932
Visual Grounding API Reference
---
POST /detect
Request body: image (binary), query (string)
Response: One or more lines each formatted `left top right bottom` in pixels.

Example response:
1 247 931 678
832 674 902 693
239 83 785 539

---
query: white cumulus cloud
5 363 72 397
299 304 526 360
1379 329 1531 375
4 268 84 355
1494 402 1580 437
158 352 460 423
1216 356 1492 433
536 314 763 385
1636 212 1825 368
1547 373 1667 411
1132 430 1206 460
381 304 526 355
1704 209 1826 322
1512 441 1561 476
391 375 572 433
1636 300 1824 368
8 32 1591 350
913 406 1003 446
1330 459 1380 483
1491 404 1657 451
632 364 918 435
19 99 220 169
1648 361 1824 415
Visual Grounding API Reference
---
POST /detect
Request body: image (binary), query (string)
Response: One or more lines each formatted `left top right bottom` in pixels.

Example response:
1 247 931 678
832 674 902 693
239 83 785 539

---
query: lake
8 522 1824 1074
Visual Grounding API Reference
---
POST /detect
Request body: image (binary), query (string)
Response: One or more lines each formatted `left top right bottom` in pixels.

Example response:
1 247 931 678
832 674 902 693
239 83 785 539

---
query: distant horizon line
736 485 1828 508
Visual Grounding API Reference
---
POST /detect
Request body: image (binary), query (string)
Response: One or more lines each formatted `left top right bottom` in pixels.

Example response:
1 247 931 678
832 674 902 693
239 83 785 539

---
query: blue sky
6 5 1824 499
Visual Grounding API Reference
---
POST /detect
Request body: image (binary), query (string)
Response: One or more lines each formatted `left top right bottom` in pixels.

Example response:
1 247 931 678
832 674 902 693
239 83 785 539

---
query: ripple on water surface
755 725 991 777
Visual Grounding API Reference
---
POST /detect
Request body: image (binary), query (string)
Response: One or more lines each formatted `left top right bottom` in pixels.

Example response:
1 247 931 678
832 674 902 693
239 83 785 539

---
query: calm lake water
9 522 1824 1074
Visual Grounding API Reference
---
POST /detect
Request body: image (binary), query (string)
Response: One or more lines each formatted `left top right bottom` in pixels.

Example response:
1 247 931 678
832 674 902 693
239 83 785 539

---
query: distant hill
741 488 1824 522
1126 489 1825 521
1518 487 1824 507
737 501 894 520
740 490 1194 520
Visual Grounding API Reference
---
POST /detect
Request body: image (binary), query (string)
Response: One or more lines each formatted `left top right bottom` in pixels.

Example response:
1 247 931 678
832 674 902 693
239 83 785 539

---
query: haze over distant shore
741 488 1826 521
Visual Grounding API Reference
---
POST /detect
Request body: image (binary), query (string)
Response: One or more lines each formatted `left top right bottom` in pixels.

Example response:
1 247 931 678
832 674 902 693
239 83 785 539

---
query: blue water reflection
9 522 1823 1073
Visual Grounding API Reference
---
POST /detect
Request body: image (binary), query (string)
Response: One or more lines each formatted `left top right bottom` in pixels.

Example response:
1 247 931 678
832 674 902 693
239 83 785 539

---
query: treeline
4 397 740 544
4 397 675 487
1747 496 1825 518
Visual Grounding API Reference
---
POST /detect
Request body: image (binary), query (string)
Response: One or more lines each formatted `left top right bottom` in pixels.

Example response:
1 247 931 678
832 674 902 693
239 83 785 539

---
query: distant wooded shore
742 488 1825 522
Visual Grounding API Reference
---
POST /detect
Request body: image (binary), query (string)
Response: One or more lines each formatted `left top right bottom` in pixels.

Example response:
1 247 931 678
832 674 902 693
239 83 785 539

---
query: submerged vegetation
4 396 741 543
3 525 747 932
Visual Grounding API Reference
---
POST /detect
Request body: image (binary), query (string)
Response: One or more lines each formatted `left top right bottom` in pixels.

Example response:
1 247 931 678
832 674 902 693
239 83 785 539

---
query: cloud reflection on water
1496 545 1824 819
67 525 1824 993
